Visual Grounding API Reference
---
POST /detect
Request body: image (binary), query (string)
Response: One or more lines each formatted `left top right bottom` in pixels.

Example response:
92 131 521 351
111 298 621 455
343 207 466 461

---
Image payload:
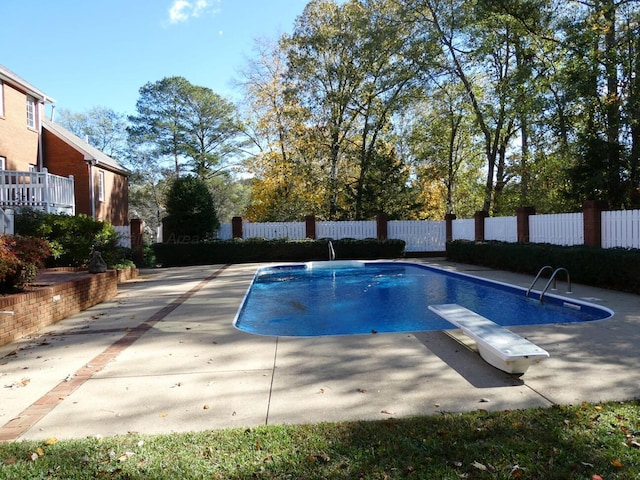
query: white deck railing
0 168 75 215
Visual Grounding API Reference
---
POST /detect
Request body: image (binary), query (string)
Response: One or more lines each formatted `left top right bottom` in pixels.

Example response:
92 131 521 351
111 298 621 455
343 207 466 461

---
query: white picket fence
316 220 376 239
485 216 518 242
530 213 584 246
243 222 306 240
215 209 640 252
451 219 474 241
602 209 640 249
388 220 446 251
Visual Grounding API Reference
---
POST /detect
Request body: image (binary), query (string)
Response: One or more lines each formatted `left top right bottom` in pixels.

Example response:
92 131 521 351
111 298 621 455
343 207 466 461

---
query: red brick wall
42 129 129 226
0 268 138 348
42 130 92 215
0 82 39 169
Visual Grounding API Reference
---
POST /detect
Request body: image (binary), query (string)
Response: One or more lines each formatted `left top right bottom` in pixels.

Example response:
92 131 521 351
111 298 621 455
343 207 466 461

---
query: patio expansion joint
0 264 230 442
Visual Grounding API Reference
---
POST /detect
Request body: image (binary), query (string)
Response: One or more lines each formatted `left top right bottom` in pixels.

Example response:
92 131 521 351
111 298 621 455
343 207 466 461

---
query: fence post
305 215 316 239
232 216 243 239
583 200 607 247
376 213 388 240
517 207 535 243
130 218 144 265
445 213 456 242
474 211 489 241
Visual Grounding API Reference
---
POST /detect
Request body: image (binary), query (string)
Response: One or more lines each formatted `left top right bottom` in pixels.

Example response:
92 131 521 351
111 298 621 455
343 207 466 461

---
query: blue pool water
233 261 613 337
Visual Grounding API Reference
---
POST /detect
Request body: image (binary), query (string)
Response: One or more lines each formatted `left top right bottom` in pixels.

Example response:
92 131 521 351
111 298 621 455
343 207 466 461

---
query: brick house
0 64 130 228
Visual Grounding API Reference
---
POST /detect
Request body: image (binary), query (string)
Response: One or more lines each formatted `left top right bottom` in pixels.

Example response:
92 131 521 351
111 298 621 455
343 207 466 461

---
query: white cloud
168 0 220 24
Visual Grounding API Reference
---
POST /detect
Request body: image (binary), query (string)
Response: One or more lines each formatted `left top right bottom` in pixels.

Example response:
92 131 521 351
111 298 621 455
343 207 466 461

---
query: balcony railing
0 168 75 215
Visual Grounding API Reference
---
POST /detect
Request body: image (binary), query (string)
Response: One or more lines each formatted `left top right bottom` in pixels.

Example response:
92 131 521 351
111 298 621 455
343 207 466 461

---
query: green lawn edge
1 400 639 479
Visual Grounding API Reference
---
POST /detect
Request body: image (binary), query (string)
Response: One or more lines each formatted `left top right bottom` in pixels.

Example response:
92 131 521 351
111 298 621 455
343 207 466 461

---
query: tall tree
239 37 324 221
181 85 248 179
562 0 640 208
128 76 191 176
285 0 422 219
402 0 548 214
55 107 128 160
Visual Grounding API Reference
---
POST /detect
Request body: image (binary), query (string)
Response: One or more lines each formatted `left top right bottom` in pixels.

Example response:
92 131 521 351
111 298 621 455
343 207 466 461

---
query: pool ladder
328 240 336 261
526 266 572 303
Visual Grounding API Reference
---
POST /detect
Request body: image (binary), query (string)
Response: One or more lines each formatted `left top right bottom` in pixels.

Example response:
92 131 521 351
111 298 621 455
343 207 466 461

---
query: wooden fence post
130 218 144 265
305 215 316 239
376 214 388 240
445 213 456 242
516 207 535 243
232 216 243 239
474 211 489 241
583 200 607 247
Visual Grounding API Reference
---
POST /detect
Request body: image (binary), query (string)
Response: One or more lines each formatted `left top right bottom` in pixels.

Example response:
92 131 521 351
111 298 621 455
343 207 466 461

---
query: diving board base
429 304 549 375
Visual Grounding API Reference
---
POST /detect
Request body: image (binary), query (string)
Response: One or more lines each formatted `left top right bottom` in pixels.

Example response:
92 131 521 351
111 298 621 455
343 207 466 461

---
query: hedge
152 238 406 267
446 240 640 294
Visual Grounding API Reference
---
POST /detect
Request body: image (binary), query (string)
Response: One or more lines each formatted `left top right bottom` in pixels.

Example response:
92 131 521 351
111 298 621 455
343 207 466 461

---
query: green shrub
15 208 131 268
446 240 640 294
152 238 406 267
163 176 219 242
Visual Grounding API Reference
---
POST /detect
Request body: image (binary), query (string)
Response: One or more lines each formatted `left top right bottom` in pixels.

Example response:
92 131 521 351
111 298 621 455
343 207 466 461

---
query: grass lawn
1 400 639 479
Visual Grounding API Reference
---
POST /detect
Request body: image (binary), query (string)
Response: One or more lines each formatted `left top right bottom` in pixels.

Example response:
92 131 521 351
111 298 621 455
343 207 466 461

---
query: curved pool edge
233 260 615 337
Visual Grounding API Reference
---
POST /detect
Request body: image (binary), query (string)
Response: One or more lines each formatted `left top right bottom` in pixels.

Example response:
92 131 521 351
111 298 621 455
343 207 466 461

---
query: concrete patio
0 259 638 441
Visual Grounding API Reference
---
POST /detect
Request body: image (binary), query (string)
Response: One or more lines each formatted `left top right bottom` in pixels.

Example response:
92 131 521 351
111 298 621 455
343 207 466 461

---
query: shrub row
152 238 406 267
446 240 640 294
15 208 133 268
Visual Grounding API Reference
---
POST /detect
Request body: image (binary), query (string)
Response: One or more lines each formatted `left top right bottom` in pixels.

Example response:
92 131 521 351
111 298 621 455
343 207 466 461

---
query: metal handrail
526 265 553 298
328 240 336 261
540 267 572 303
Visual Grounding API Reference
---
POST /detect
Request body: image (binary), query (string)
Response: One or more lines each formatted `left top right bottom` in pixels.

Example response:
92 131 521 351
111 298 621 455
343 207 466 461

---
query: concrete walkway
0 260 638 441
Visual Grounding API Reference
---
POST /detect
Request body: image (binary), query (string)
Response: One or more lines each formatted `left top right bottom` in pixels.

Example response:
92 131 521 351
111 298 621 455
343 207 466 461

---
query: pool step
428 304 550 375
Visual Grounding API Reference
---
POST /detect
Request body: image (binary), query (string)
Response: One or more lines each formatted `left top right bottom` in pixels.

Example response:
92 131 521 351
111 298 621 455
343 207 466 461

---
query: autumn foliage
0 235 51 293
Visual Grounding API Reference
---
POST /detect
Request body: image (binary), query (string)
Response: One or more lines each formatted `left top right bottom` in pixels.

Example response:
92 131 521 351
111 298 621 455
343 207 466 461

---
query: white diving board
428 304 550 375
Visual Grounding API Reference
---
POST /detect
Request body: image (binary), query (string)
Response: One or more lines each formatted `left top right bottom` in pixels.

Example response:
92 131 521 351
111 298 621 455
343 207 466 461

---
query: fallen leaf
36 447 44 457
381 409 395 415
310 452 330 463
472 460 487 471
255 439 262 450
160 412 168 417
592 475 603 480
3 458 17 465
357 388 367 393
30 452 39 461
118 452 135 462
44 437 57 446
203 404 210 409
612 458 623 468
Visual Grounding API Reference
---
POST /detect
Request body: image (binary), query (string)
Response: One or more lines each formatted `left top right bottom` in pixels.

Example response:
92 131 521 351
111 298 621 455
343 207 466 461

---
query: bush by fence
152 238 406 267
446 240 640 294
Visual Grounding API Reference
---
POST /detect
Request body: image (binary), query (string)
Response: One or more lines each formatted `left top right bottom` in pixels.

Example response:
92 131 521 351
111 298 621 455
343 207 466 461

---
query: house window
26 95 36 129
0 81 4 117
0 157 5 170
98 170 105 202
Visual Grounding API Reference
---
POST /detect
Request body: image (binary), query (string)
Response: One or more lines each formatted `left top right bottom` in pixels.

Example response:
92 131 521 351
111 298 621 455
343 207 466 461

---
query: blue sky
1 0 310 117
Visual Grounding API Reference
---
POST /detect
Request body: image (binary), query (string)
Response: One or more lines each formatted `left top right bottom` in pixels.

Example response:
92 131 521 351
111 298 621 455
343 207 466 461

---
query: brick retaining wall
0 268 138 348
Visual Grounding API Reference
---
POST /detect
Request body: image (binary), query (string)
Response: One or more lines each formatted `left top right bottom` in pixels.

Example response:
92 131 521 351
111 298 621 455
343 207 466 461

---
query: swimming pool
233 261 614 337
